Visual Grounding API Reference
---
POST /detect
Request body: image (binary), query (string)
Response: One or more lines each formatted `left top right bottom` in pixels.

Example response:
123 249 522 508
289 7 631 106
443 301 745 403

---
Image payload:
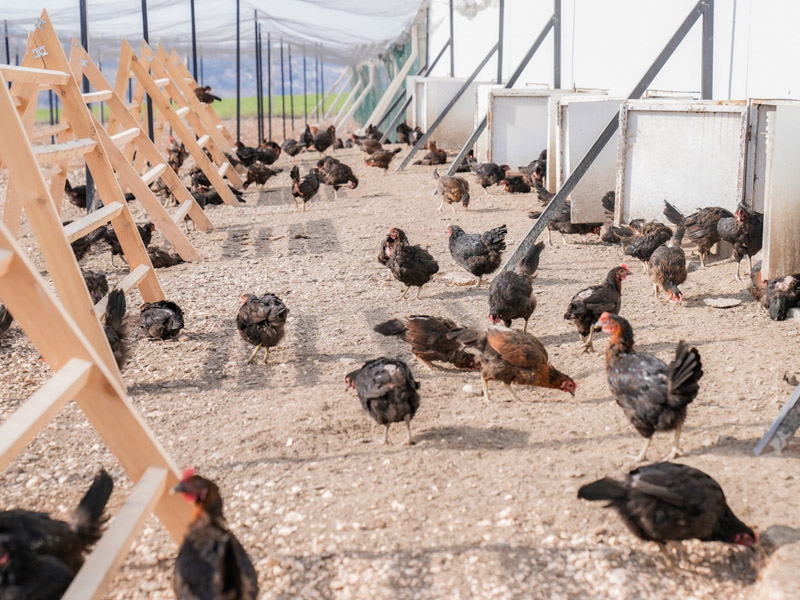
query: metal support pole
497 0 504 83
190 0 198 80
376 91 406 130
236 0 241 142
98 55 105 125
254 15 262 142
396 41 499 171
320 44 325 115
280 39 286 140
80 0 95 212
702 0 714 99
449 0 455 76
727 0 737 99
200 55 204 86
315 49 320 119
288 42 295 135
142 0 154 143
48 90 54 142
503 0 708 272
553 0 561 88
303 44 308 118
3 21 9 66
267 32 272 141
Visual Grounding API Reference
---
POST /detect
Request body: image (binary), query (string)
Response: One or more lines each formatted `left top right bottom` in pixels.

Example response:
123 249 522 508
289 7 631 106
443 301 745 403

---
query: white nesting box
615 100 749 224
487 89 604 191
555 96 625 223
407 76 490 150
474 84 503 162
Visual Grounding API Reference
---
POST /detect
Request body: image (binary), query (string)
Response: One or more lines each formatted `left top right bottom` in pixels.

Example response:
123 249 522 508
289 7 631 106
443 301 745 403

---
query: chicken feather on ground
564 265 631 352
236 293 288 364
373 315 479 370
489 241 545 332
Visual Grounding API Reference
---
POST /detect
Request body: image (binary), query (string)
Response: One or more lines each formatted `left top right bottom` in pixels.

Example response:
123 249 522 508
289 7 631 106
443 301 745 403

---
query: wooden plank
140 162 167 187
0 64 71 85
0 358 93 471
0 248 13 277
63 202 124 242
93 264 151 316
217 162 230 177
31 121 71 140
175 106 190 117
82 90 113 103
40 165 64 180
153 77 170 87
197 134 210 147
110 127 140 145
33 137 97 163
171 199 193 223
62 467 168 600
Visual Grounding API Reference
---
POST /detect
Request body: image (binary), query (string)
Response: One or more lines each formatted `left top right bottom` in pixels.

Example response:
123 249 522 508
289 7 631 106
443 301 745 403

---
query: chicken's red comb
181 467 196 481
621 263 629 270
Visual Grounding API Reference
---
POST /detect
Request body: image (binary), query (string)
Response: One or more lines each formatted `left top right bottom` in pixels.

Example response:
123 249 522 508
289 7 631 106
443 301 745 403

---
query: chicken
448 326 576 402
383 227 440 299
0 530 73 599
529 201 602 245
82 269 108 305
757 262 800 321
147 245 185 269
353 135 382 155
345 357 420 445
455 149 477 173
365 148 401 172
0 304 12 337
62 220 104 262
434 169 470 212
281 138 305 157
234 141 258 167
578 462 756 566
333 138 344 149
716 203 764 279
193 85 221 103
312 125 336 154
139 300 184 340
598 191 624 245
598 312 703 462
300 124 315 148
500 175 531 194
378 227 407 269
411 126 424 145
413 140 447 166
173 470 259 600
489 241 545 331
651 202 689 303
167 137 188 173
255 141 281 165
365 124 383 140
531 178 552 204
102 222 155 267
317 159 358 199
236 292 288 364
612 220 673 272
0 469 113 576
290 165 321 211
663 204 734 268
103 289 129 369
564 265 631 352
374 316 479 370
447 224 507 286
396 122 413 145
191 185 244 208
243 162 282 190
64 179 87 210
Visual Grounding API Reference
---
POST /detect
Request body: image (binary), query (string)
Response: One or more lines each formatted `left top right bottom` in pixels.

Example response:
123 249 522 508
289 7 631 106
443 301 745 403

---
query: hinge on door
32 46 48 59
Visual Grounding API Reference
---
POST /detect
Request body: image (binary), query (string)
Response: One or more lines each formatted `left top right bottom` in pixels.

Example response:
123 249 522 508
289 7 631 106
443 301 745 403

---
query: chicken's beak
171 481 186 495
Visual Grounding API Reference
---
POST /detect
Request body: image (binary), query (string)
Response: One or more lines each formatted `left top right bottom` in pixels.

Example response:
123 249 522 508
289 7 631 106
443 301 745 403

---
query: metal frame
334 62 376 129
754 383 800 455
503 0 714 271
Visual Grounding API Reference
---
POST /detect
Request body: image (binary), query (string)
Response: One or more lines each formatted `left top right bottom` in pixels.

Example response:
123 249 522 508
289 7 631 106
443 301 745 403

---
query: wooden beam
140 163 167 187
33 137 97 163
82 90 113 103
0 359 93 471
109 127 140 147
93 264 151 316
171 199 194 224
31 121 71 140
0 64 71 85
0 248 13 277
196 134 210 147
175 106 190 117
62 467 168 600
153 77 170 87
63 202 124 242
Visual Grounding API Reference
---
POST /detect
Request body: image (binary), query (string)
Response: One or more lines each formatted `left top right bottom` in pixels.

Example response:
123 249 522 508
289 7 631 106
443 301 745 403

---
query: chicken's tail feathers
71 469 113 548
412 160 423 165
601 191 616 214
577 477 626 502
516 241 545 278
667 342 703 408
528 210 543 220
392 147 402 154
663 201 685 226
290 165 300 183
611 226 635 242
484 224 508 251
104 289 126 330
373 319 407 337
433 168 441 180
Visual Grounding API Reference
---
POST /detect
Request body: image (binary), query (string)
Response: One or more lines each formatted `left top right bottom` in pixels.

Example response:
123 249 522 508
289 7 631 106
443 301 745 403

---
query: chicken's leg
560 232 570 246
333 188 339 200
700 252 708 268
450 203 457 214
547 228 553 246
262 346 270 364
735 258 742 281
523 317 529 333
483 187 489 197
656 543 678 569
662 425 683 461
437 198 444 212
481 374 490 402
503 382 523 402
398 286 410 301
474 275 482 287
380 424 390 445
631 437 652 463
652 283 660 298
580 327 595 353
748 254 753 273
246 343 263 364
642 261 649 274
404 415 415 446
414 286 422 300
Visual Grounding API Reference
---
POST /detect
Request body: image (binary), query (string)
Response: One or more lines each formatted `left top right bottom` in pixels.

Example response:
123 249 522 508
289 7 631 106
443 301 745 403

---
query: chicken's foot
262 346 270 364
437 198 444 212
662 425 683 461
523 318 530 333
379 424 390 445
560 232 570 246
481 374 491 402
642 261 649 274
398 286 410 301
415 287 423 300
404 415 415 446
580 328 595 353
246 343 263 365
474 276 483 287
546 228 553 246
628 437 652 464
503 382 523 402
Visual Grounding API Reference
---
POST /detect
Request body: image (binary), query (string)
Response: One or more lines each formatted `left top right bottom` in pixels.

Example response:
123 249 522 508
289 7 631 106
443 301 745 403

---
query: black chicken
716 203 764 280
652 202 689 303
139 300 184 340
281 138 305 157
0 530 73 599
243 162 282 190
374 316 479 370
489 241 545 331
290 165 321 211
82 269 108 305
148 246 185 269
191 186 244 208
471 162 509 195
664 204 734 268
236 292 288 364
365 148 401 173
447 224 507 286
317 160 358 199
396 122 412 145
765 269 800 321
0 304 12 337
102 222 155 267
411 126 424 145
378 227 407 269
313 125 336 154
234 141 258 167
612 220 673 272
500 175 531 194
365 124 383 140
64 179 87 210
578 462 756 566
383 227 440 300
63 220 105 262
564 265 631 352
103 289 129 369
193 85 221 103
597 313 703 462
300 124 315 148
254 141 281 165
173 471 259 600
345 357 420 445
529 201 602 245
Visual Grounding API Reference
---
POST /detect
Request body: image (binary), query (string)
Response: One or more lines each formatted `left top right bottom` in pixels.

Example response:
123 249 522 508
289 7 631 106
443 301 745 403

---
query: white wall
426 0 800 101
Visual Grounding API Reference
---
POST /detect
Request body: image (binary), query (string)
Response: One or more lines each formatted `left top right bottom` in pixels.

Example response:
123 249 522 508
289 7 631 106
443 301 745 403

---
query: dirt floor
1 118 799 599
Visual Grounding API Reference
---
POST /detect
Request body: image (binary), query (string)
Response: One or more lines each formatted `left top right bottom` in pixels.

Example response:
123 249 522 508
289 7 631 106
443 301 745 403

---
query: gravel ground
1 118 799 599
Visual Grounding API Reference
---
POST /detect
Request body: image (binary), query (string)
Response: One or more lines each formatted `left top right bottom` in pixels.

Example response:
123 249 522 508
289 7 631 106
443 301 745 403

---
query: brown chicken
663 203 733 268
396 122 413 145
281 138 305 157
651 202 688 303
448 326 576 402
471 162 509 194
312 125 336 154
166 136 188 173
578 462 756 567
365 148 401 172
317 158 359 198
243 162 282 190
500 175 531 194
413 140 447 165
529 201 602 245
353 135 382 155
193 85 221 103
564 265 631 351
598 312 703 462
716 202 764 279
236 292 288 364
173 470 258 600
489 241 544 331
383 227 440 299
0 303 12 337
434 169 470 211
612 220 673 272
290 165 321 211
148 246 185 269
82 269 108 305
374 315 479 370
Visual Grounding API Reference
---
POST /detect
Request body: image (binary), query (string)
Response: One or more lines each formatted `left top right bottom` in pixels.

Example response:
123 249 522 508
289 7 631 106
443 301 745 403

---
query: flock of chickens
0 105 793 598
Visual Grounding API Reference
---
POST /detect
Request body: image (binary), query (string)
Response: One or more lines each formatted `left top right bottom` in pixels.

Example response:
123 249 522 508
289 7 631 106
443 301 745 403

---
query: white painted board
616 100 748 224
556 96 624 223
763 105 800 280
475 84 503 162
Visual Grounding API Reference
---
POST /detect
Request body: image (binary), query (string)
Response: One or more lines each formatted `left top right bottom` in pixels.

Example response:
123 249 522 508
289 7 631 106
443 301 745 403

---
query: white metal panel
616 100 748 224
762 105 800 280
556 96 624 223
488 91 550 171
474 84 503 162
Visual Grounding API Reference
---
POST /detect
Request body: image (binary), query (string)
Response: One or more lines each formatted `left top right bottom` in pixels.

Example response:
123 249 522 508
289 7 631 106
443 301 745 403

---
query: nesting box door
488 91 551 170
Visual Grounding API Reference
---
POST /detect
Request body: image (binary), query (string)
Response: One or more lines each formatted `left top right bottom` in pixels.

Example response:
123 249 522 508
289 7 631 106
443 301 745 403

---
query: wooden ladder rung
172 199 193 224
62 467 168 600
93 264 151 316
217 162 230 177
196 134 210 148
0 64 71 85
0 358 93 471
63 202 125 243
82 90 113 103
183 77 194 83
0 248 13 277
40 165 64 180
31 121 71 140
216 124 224 130
175 106 190 117
33 138 97 164
140 163 167 187
110 127 140 147
153 77 170 87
